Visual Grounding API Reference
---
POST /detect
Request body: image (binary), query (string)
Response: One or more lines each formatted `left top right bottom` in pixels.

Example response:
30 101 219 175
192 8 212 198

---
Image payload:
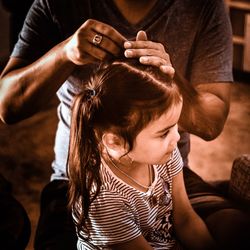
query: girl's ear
102 133 127 156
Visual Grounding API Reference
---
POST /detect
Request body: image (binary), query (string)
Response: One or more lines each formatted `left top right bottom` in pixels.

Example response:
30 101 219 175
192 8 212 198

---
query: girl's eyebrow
156 123 176 134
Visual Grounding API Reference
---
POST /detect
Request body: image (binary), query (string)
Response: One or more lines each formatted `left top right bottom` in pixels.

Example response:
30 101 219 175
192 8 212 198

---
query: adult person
0 0 249 249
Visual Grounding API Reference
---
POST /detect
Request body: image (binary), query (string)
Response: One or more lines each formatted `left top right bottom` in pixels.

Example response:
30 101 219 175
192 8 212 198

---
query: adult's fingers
124 31 175 79
87 30 123 57
87 19 127 48
136 30 148 41
67 19 127 65
82 40 109 61
139 55 175 78
124 40 165 51
160 65 175 78
139 55 168 67
125 48 170 61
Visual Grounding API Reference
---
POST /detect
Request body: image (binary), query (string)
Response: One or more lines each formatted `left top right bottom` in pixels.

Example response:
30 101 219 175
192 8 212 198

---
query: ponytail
67 90 102 235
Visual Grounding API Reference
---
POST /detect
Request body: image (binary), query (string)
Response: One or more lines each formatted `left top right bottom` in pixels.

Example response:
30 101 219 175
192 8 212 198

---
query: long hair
67 59 184 236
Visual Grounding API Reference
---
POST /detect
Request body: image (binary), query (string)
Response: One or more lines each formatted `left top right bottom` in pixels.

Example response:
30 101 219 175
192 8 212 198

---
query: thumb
136 30 148 41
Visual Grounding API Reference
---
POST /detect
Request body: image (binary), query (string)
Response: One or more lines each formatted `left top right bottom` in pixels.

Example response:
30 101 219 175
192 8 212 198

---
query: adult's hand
65 19 127 65
124 30 175 78
0 19 127 124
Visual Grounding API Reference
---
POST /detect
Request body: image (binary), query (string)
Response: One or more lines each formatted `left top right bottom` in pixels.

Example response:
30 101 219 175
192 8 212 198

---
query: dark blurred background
0 1 249 249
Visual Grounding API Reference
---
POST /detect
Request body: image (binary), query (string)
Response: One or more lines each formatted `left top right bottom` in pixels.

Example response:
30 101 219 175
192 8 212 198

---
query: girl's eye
160 130 169 138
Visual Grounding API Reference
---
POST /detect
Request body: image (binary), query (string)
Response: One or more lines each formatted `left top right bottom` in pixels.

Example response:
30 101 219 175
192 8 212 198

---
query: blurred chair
0 174 31 250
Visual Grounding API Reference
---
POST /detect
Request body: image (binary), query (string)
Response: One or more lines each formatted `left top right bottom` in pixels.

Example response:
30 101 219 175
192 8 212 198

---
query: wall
0 4 10 63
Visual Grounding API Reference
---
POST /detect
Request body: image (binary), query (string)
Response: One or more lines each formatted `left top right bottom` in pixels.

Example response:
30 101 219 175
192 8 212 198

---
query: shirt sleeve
81 189 141 246
11 0 61 61
190 0 233 84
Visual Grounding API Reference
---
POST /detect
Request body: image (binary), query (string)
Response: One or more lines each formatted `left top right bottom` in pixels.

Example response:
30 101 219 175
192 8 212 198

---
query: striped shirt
75 148 183 250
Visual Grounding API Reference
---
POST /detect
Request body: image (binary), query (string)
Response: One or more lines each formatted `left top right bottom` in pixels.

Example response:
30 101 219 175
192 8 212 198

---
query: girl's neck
102 152 152 192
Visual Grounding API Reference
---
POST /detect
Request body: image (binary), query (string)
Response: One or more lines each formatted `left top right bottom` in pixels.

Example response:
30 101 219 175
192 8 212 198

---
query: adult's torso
12 0 233 179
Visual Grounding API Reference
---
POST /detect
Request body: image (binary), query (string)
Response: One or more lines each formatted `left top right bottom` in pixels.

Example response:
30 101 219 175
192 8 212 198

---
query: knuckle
101 25 108 33
85 19 94 26
89 44 95 54
75 51 83 61
158 43 165 51
98 51 107 60
156 60 162 67
165 54 170 61
106 28 114 36
144 42 152 49
75 42 82 52
106 44 119 56
102 26 112 37
82 19 96 30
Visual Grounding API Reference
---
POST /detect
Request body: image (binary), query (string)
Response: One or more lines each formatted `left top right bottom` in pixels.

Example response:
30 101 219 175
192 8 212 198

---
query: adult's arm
0 50 74 124
0 19 126 124
176 0 232 140
177 80 231 141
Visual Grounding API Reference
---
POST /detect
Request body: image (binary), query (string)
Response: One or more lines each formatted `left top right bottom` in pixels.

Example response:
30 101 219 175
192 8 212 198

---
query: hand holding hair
124 30 175 78
65 19 126 66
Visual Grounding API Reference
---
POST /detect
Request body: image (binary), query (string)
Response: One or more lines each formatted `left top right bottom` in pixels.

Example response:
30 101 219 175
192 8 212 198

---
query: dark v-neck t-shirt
12 0 233 180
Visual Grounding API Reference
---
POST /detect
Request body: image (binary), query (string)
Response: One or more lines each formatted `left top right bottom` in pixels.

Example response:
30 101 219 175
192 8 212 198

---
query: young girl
67 60 217 250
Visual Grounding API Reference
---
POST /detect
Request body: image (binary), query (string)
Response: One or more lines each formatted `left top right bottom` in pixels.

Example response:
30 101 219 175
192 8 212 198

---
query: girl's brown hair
67 59 184 237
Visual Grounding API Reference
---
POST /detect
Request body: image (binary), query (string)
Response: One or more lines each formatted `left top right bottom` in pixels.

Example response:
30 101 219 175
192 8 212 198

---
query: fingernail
160 65 175 76
124 42 132 49
140 57 148 63
124 50 133 57
160 65 168 72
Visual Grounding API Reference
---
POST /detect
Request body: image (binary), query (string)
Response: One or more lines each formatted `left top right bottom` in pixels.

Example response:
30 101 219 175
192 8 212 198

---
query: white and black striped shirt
75 148 183 250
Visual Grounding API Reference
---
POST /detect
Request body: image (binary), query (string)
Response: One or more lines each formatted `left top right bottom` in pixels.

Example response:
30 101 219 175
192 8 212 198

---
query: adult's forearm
0 40 75 124
174 71 231 141
179 90 230 141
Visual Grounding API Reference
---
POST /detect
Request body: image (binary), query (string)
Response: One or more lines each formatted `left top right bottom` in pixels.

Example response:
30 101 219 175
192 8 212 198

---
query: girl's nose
170 126 180 149
174 126 180 143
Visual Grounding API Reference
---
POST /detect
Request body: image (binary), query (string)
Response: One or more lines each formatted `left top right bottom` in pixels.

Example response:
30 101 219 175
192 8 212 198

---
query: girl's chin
155 153 172 165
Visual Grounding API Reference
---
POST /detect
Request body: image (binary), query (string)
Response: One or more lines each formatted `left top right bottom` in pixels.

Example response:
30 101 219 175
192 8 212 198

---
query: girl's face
129 101 182 165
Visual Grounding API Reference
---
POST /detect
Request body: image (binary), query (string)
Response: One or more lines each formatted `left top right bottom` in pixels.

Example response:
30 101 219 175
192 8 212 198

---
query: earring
127 154 134 165
118 153 134 165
